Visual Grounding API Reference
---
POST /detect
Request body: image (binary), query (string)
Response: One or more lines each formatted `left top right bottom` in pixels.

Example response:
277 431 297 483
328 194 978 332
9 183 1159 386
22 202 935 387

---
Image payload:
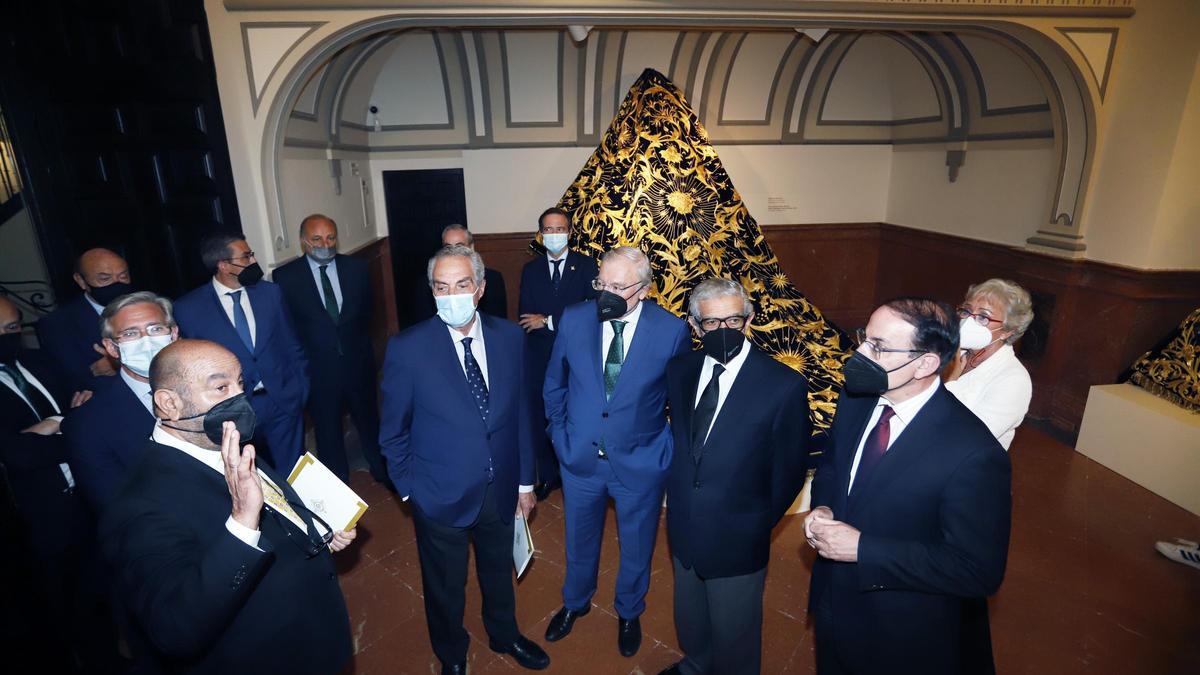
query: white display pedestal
1076 383 1200 516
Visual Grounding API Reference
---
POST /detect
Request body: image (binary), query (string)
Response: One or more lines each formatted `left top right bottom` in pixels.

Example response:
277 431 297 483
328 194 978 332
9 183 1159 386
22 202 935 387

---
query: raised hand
221 421 264 531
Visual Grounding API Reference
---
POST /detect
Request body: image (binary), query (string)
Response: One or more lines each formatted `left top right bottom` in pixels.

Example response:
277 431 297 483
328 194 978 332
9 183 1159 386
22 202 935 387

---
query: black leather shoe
618 617 641 657
489 635 550 670
657 664 682 675
533 479 561 501
544 604 590 642
440 662 467 675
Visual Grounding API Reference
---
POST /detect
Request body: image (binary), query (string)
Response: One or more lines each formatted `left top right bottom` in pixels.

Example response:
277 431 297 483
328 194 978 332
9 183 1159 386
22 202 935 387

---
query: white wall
366 144 892 239
886 140 1057 247
277 148 376 266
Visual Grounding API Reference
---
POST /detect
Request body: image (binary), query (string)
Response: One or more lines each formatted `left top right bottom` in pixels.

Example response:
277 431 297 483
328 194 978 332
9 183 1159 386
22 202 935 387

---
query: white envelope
513 512 534 578
287 452 369 532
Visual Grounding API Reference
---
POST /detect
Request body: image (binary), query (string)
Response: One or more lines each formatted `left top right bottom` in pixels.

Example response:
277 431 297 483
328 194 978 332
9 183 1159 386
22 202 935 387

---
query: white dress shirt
601 299 644 365
306 255 343 310
847 379 941 493
0 359 73 487
444 315 532 494
85 294 105 315
944 344 1032 450
692 337 751 445
151 423 320 548
212 277 257 347
120 368 155 415
543 251 568 332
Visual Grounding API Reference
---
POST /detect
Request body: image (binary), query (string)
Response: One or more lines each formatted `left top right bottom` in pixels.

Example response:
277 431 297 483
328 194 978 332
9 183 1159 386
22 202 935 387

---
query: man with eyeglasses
379 245 550 674
62 291 178 511
36 247 133 391
658 278 812 675
174 234 310 472
543 246 690 658
101 338 356 673
804 298 1012 675
516 208 599 501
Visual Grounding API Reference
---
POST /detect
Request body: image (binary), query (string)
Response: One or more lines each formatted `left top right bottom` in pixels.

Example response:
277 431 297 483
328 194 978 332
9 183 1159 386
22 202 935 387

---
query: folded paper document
287 452 369 532
513 512 534 578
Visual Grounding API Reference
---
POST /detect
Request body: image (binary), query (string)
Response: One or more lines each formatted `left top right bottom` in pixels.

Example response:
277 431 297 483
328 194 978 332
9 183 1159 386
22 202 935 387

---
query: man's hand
22 418 61 435
517 314 547 333
516 491 536 519
221 421 264 532
804 506 834 545
329 528 357 552
70 390 92 408
809 516 862 562
90 344 118 377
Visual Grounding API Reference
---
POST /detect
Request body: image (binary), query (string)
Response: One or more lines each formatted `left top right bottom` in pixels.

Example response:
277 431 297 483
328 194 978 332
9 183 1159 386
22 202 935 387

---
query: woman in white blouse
944 278 1034 451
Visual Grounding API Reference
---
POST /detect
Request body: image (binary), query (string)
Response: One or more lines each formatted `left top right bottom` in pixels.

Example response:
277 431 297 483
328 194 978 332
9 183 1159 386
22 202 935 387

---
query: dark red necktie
851 405 895 494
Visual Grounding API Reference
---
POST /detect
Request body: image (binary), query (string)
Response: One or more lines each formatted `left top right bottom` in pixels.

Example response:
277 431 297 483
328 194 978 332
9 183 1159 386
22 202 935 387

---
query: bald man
101 339 355 673
37 247 132 391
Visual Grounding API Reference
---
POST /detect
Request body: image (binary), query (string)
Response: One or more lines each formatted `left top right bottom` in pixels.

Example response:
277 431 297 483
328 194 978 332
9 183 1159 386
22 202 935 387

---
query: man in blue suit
36 247 132 391
62 291 175 511
543 246 691 657
516 207 598 500
274 214 387 485
805 299 1012 675
380 244 550 675
173 234 310 471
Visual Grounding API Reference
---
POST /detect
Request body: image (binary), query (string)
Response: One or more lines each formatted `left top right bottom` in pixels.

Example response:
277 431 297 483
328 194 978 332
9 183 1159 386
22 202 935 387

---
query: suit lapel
846 388 945 517
833 395 876 511
610 301 653 401
434 319 488 432
246 284 273 355
588 310 605 392
205 284 251 356
674 352 703 450
698 348 759 459
299 259 330 322
480 316 509 431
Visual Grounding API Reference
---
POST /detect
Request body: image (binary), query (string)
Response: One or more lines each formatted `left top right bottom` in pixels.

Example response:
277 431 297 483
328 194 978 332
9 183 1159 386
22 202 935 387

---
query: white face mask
118 334 175 378
959 318 998 351
435 292 478 328
542 233 569 255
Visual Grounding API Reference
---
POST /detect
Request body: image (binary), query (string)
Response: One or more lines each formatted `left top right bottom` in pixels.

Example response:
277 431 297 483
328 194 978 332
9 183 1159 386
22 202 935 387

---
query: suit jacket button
329 573 336 580
591 441 598 446
693 481 701 489
486 432 492 440
601 412 609 418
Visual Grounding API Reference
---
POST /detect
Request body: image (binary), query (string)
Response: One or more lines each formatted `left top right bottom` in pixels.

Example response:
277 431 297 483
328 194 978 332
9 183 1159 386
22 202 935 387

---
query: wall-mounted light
795 28 830 43
567 25 593 43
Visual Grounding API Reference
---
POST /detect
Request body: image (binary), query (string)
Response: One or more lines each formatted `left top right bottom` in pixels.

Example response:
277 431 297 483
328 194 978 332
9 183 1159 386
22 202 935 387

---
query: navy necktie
851 405 895 494
550 259 563 288
460 337 489 422
227 290 254 351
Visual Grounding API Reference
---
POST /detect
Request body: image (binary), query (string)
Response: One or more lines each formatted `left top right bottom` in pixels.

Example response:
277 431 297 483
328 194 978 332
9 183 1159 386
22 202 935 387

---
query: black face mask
700 327 744 364
162 392 257 446
88 281 133 306
841 350 924 396
0 332 21 364
231 262 264 287
596 289 635 321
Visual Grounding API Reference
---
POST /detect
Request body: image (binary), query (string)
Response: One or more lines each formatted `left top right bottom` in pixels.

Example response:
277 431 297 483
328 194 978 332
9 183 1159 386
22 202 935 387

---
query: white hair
601 246 652 285
99 292 176 340
688 278 753 318
427 244 485 286
965 278 1034 344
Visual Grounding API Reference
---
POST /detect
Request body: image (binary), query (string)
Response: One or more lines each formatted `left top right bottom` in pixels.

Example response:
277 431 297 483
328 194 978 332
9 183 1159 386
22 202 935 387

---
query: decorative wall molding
241 22 324 116
1058 27 1118 101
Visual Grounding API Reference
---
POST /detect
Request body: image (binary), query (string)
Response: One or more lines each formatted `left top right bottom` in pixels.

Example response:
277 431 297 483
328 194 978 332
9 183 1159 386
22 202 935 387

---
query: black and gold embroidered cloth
541 68 851 433
1128 307 1200 413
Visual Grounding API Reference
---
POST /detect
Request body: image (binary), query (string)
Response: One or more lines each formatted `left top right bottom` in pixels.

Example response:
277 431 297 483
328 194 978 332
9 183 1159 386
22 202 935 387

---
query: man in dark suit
173 234 310 471
805 298 1012 675
274 214 387 484
543 246 691 657
516 207 598 500
660 278 812 675
101 338 356 673
0 295 119 674
36 247 132 391
380 245 549 675
62 291 176 511
412 224 509 320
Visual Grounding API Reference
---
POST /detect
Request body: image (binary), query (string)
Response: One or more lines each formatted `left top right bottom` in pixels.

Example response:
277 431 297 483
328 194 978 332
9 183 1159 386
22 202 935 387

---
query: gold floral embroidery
1129 307 1200 413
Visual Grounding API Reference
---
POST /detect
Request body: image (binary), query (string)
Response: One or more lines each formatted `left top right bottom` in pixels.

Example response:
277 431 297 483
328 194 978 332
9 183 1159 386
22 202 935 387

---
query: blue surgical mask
118 334 175 378
435 292 478 328
543 233 569 255
306 246 336 264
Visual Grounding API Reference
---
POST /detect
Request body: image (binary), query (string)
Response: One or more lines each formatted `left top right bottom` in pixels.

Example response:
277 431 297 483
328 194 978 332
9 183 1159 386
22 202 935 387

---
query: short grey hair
441 223 473 245
427 244 486 287
688 278 753 318
99 291 176 340
965 278 1034 344
601 246 652 285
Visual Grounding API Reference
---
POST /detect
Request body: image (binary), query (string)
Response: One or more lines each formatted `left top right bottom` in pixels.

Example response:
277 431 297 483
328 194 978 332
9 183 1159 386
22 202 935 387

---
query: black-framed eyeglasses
591 278 645 294
696 315 749 331
854 328 924 361
266 499 335 558
956 307 1004 328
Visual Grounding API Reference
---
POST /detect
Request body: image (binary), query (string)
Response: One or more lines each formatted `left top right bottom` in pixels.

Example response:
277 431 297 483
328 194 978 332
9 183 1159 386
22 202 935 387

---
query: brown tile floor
336 426 1200 674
